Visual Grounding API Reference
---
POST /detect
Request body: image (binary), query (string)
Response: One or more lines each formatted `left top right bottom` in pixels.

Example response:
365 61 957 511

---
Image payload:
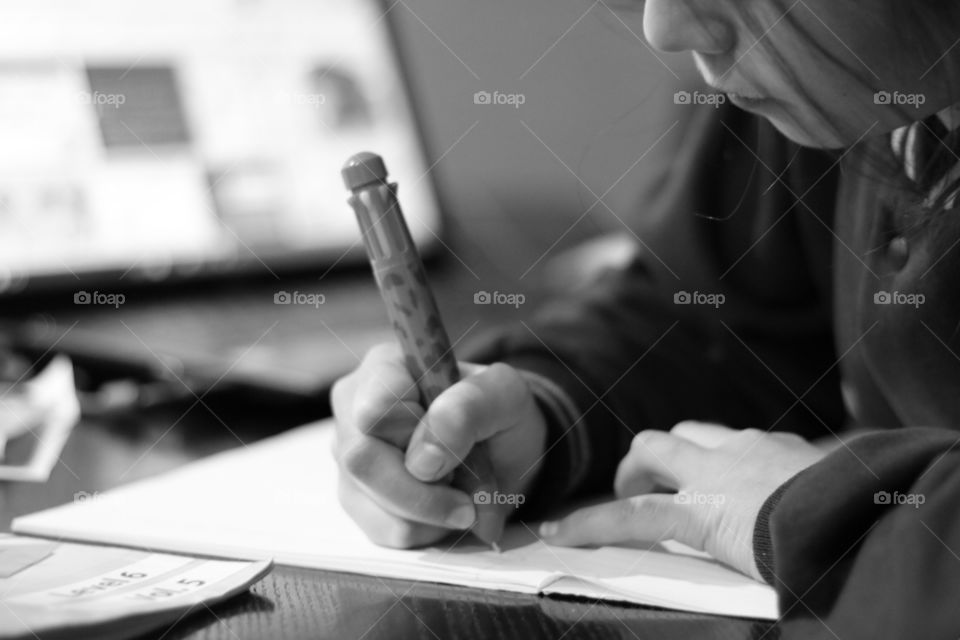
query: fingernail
407 442 446 480
447 503 476 529
539 521 558 538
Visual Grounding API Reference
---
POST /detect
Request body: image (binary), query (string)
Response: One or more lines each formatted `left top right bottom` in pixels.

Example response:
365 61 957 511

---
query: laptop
0 0 446 399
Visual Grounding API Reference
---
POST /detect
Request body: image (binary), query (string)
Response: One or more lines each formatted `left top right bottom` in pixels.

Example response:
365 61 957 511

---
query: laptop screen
0 0 441 293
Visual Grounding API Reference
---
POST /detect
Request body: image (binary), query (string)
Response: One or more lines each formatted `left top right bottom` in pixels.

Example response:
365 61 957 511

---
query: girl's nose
643 0 734 54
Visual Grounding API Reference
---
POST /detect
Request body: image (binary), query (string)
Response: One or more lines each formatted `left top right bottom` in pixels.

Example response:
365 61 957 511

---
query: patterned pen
342 152 503 551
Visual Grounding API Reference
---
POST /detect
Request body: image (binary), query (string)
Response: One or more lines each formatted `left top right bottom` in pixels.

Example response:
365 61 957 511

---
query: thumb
404 363 531 482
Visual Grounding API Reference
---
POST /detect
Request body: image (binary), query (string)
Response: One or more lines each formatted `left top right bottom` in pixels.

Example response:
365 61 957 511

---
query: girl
332 2 960 636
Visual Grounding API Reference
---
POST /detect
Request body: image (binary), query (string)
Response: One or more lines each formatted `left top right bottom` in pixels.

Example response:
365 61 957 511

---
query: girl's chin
763 114 849 150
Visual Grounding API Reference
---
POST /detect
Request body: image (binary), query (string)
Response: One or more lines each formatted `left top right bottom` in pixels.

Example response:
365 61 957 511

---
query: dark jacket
469 103 960 638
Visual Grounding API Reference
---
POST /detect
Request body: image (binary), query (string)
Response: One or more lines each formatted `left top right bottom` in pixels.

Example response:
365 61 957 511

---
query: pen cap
343 154 411 261
342 152 388 191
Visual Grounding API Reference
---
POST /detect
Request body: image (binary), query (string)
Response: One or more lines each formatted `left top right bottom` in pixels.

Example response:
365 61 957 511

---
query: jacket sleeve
753 428 960 638
464 103 846 513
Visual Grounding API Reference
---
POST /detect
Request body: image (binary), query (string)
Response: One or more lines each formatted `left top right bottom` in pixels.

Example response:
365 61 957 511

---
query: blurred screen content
0 0 440 291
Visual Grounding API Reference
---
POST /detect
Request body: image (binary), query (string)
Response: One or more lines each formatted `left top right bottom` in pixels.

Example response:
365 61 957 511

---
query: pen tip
491 542 502 554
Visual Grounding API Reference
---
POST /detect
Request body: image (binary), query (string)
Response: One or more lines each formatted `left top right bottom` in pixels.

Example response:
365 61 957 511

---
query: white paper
13 419 778 620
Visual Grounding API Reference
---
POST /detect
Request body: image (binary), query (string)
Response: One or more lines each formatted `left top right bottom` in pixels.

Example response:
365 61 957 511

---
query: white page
13 420 777 619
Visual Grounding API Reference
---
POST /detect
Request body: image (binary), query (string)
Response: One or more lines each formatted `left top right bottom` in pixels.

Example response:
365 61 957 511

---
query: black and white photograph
1 1 958 639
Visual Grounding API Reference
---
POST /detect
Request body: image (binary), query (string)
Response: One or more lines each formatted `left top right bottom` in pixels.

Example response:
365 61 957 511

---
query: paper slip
0 534 271 640
0 356 80 483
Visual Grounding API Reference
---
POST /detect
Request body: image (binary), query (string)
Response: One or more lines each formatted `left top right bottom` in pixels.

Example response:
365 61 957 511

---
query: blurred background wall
390 0 699 286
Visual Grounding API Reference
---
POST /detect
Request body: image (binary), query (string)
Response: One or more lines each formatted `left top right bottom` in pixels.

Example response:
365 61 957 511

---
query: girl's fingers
614 430 709 498
350 344 425 448
337 475 449 548
539 495 698 549
339 435 477 530
670 421 739 448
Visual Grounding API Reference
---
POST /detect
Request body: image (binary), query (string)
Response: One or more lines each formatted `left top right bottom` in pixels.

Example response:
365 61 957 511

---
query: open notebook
13 419 777 620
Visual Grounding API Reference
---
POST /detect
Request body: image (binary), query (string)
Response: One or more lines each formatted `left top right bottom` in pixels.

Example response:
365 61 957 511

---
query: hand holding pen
331 153 549 550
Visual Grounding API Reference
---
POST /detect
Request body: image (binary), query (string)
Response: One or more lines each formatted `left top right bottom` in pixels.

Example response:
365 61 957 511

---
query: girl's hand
331 343 548 548
539 421 827 580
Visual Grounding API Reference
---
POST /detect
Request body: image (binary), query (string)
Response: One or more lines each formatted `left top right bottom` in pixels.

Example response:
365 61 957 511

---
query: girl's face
642 0 957 148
